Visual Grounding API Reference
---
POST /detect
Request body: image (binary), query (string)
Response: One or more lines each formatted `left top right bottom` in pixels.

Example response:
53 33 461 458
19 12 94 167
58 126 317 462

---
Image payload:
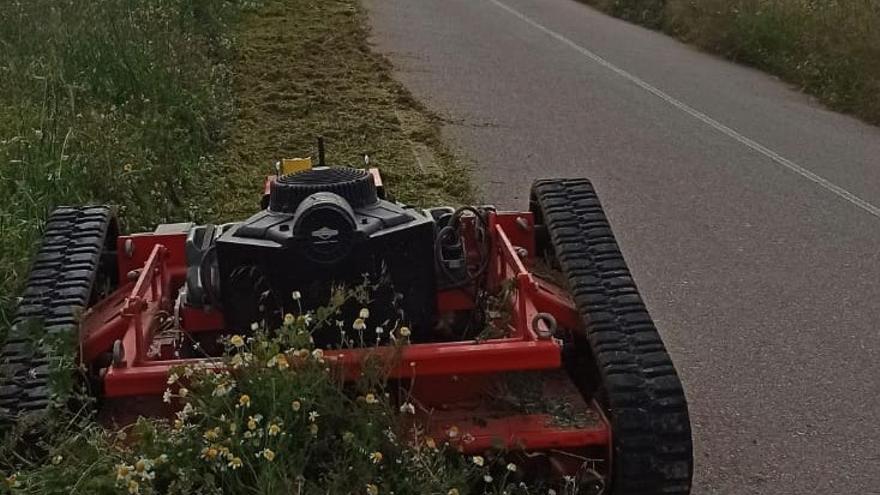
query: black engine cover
215 167 435 345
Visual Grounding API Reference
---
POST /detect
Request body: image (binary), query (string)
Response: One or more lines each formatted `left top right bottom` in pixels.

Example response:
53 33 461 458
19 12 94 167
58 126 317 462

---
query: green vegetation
2 292 532 494
0 0 244 338
582 0 880 124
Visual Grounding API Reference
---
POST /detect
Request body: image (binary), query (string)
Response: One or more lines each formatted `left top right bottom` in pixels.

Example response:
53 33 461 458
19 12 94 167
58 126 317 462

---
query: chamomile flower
472 455 485 467
359 308 370 319
238 394 251 408
353 318 366 331
116 464 132 481
283 313 296 326
230 335 245 348
291 400 301 412
228 457 242 470
365 393 379 404
369 451 383 464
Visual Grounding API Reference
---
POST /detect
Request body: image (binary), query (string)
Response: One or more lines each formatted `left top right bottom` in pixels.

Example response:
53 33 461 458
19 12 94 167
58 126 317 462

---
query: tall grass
582 0 880 124
0 0 248 334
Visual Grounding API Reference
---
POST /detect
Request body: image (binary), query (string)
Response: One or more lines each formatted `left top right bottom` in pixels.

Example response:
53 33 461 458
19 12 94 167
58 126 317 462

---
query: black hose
435 206 491 289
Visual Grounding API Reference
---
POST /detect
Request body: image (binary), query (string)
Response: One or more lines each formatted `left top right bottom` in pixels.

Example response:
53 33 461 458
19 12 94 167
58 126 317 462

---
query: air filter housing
215 167 436 346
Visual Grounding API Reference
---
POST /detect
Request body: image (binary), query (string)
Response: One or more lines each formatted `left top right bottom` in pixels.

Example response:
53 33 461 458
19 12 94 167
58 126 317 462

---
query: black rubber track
0 206 116 420
530 179 693 495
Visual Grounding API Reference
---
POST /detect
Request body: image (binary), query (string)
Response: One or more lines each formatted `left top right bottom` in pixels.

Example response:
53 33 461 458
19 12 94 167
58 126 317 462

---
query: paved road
365 0 880 493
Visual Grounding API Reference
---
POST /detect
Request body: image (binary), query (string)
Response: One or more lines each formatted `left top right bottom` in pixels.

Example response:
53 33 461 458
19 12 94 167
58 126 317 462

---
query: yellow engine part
281 157 312 175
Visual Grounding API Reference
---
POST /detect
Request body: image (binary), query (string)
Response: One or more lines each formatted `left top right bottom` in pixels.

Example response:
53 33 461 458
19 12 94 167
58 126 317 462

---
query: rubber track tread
531 179 692 495
0 206 114 420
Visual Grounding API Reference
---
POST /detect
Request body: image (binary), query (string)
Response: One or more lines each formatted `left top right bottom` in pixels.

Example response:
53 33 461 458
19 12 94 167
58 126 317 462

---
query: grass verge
581 0 880 125
0 0 245 341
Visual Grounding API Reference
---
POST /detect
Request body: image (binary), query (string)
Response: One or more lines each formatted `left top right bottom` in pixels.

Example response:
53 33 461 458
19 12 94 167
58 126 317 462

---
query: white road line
487 0 880 219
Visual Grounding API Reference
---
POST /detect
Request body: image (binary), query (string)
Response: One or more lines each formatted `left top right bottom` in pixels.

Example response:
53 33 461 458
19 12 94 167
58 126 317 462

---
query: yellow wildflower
369 451 383 464
291 400 301 412
398 326 411 337
228 457 242 470
203 427 221 441
472 455 485 467
364 393 378 405
239 394 251 408
200 446 219 461
366 483 379 495
359 308 370 319
127 479 140 494
275 353 289 370
115 464 132 481
230 335 245 348
506 462 517 472
261 449 275 462
268 423 282 437
311 349 324 360
424 436 437 449
447 425 460 439
166 373 179 385
448 490 460 495
283 313 296 326
230 353 244 369
248 417 258 431
352 318 366 331
3 474 20 488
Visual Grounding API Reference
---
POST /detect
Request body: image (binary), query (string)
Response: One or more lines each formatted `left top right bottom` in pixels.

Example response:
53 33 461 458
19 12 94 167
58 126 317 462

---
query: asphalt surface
364 0 880 493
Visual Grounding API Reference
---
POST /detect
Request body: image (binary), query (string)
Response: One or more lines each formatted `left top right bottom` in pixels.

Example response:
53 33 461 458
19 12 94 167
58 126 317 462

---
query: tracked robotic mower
1 150 692 494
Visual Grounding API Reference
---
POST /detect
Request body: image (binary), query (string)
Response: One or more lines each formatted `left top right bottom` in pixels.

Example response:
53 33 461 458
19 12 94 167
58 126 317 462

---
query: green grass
581 0 880 125
0 0 246 338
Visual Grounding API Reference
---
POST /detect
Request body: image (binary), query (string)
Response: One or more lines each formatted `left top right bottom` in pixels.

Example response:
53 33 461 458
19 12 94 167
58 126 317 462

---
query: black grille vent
269 167 378 212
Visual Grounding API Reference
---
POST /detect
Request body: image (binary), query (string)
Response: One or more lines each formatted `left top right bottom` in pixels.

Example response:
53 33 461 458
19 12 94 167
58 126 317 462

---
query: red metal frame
80 208 610 461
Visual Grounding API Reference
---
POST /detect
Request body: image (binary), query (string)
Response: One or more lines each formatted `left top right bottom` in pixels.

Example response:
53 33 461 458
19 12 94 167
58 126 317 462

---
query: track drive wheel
530 179 692 495
0 206 118 421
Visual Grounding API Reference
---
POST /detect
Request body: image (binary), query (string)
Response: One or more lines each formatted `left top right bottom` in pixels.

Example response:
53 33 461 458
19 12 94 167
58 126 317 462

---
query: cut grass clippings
580 0 880 126
197 0 473 223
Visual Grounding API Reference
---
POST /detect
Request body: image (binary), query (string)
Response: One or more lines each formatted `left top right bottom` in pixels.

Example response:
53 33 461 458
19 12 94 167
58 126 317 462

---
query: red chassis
81 209 610 461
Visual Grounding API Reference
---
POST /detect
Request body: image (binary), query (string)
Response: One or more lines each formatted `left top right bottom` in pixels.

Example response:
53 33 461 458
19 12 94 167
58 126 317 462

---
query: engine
183 166 439 346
